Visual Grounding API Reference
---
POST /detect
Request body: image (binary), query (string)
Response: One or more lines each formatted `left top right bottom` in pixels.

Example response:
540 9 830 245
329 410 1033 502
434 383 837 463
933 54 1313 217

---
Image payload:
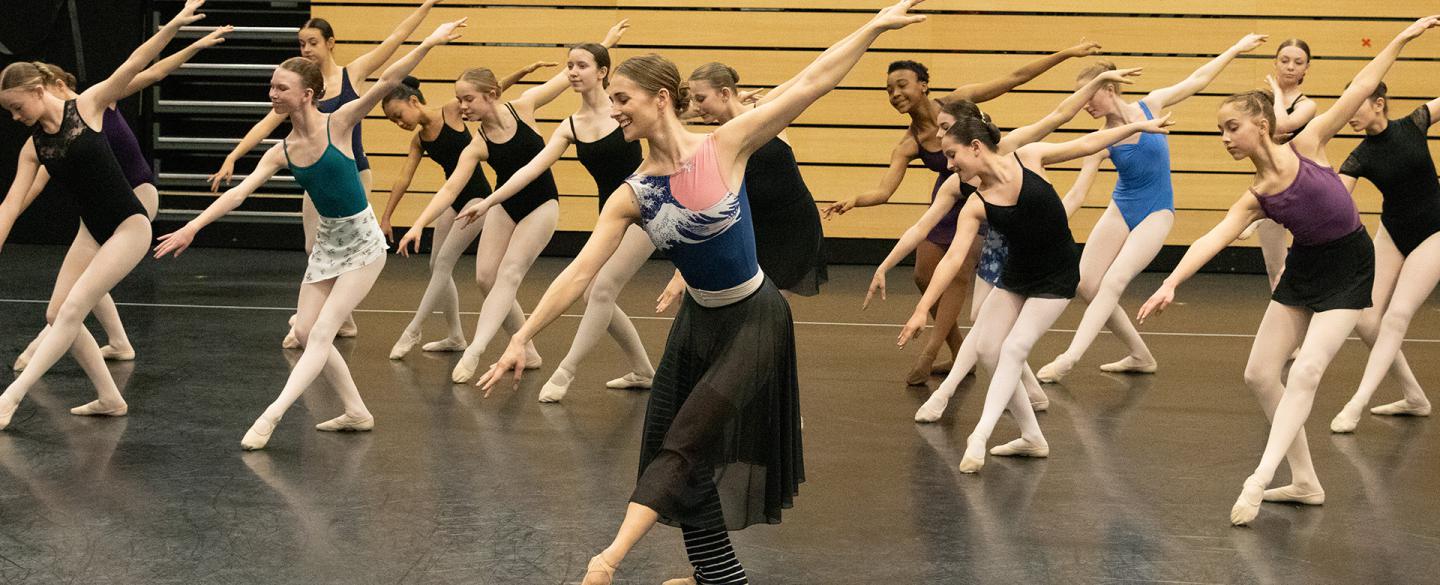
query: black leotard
480 103 560 221
1340 106 1440 256
744 137 828 296
32 100 148 243
975 155 1079 299
420 108 492 213
571 116 641 208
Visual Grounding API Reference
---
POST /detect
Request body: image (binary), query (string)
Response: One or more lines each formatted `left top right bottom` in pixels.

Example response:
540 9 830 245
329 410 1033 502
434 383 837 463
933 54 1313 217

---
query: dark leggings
682 527 748 584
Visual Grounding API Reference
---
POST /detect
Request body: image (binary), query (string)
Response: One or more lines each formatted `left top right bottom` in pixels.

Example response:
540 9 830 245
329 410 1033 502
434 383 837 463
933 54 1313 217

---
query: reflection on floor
1 244 1437 584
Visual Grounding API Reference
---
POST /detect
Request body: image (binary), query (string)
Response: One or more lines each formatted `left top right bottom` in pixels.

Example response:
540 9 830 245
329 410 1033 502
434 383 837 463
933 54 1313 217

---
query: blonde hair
1 61 63 92
688 62 740 93
277 57 325 104
1221 89 1277 139
616 54 689 115
457 67 500 96
1076 60 1121 94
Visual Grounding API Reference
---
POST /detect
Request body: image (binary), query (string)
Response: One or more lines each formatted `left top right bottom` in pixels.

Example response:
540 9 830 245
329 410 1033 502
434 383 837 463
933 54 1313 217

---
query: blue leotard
1107 103 1173 230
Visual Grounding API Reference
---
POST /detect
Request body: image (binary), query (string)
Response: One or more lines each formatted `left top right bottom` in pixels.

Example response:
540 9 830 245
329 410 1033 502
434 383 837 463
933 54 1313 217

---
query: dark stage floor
2 244 1438 584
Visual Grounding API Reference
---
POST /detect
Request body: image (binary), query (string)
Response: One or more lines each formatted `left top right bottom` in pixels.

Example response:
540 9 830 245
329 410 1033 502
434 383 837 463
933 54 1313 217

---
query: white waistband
687 269 764 308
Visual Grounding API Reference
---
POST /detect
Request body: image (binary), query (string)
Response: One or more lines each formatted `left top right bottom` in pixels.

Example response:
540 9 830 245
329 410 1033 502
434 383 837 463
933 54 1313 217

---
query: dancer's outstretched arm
331 19 466 135
1001 67 1141 150
1021 113 1174 167
1136 193 1264 322
154 145 288 257
866 175 963 308
1060 152 1105 217
1293 16 1438 156
944 39 1101 105
897 196 985 346
821 137 918 217
121 25 233 100
379 135 425 241
0 142 43 253
211 111 284 192
1142 33 1268 110
498 61 558 94
396 135 485 252
344 0 443 84
717 0 929 177
81 0 207 121
511 20 629 122
478 188 642 392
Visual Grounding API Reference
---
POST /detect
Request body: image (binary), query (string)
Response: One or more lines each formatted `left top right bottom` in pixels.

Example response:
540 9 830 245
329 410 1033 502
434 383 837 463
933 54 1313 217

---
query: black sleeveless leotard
33 100 148 243
480 103 560 221
420 108 493 213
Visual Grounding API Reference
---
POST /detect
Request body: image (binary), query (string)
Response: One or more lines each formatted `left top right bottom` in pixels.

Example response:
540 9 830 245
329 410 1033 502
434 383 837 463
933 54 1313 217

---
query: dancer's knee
1243 360 1280 391
1285 358 1328 392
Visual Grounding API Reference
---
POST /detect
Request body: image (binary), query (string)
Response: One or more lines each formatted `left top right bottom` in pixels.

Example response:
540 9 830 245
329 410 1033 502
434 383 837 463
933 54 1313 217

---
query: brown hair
42 63 77 90
1077 60 1121 93
688 62 740 93
570 42 613 86
278 56 324 104
1221 89 1278 138
615 54 689 115
1 61 63 92
940 99 990 125
457 67 500 96
945 111 1002 151
301 18 336 40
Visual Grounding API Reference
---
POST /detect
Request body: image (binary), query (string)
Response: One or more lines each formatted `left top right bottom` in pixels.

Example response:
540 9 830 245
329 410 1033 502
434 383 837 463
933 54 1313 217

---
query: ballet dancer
435 21 652 401
825 39 1102 385
1035 33 1269 384
0 0 210 430
898 104 1174 474
1137 16 1438 525
154 18 468 449
475 3 930 582
1328 81 1438 432
865 66 1143 421
11 27 231 372
1248 39 1317 289
397 21 630 385
377 62 557 361
211 0 446 345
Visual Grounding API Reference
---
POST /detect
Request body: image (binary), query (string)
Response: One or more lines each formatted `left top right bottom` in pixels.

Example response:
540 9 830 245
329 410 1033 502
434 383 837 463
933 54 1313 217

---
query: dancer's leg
540 225 655 402
1334 229 1440 431
0 218 149 428
961 293 1067 472
1239 301 1322 507
910 239 973 384
242 258 384 449
391 208 479 359
680 527 748 585
1233 304 1358 525
16 223 104 371
915 279 1047 422
92 183 158 359
1258 220 1288 291
453 202 558 383
1039 209 1168 382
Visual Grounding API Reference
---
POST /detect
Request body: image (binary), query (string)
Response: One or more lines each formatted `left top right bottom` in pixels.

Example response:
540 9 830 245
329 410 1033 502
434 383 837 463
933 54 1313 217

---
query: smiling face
567 48 606 92
1217 102 1271 160
687 78 731 123
382 96 424 131
608 73 668 142
940 133 987 181
268 68 312 115
886 69 927 115
1273 46 1310 88
297 28 334 63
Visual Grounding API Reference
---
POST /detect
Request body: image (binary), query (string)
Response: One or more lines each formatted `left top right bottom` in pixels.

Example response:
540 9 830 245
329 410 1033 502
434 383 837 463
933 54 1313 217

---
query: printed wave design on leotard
626 135 759 293
631 178 743 249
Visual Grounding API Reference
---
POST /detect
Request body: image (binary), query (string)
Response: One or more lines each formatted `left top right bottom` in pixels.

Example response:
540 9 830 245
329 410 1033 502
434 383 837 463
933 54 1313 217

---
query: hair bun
674 82 692 114
401 75 421 89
